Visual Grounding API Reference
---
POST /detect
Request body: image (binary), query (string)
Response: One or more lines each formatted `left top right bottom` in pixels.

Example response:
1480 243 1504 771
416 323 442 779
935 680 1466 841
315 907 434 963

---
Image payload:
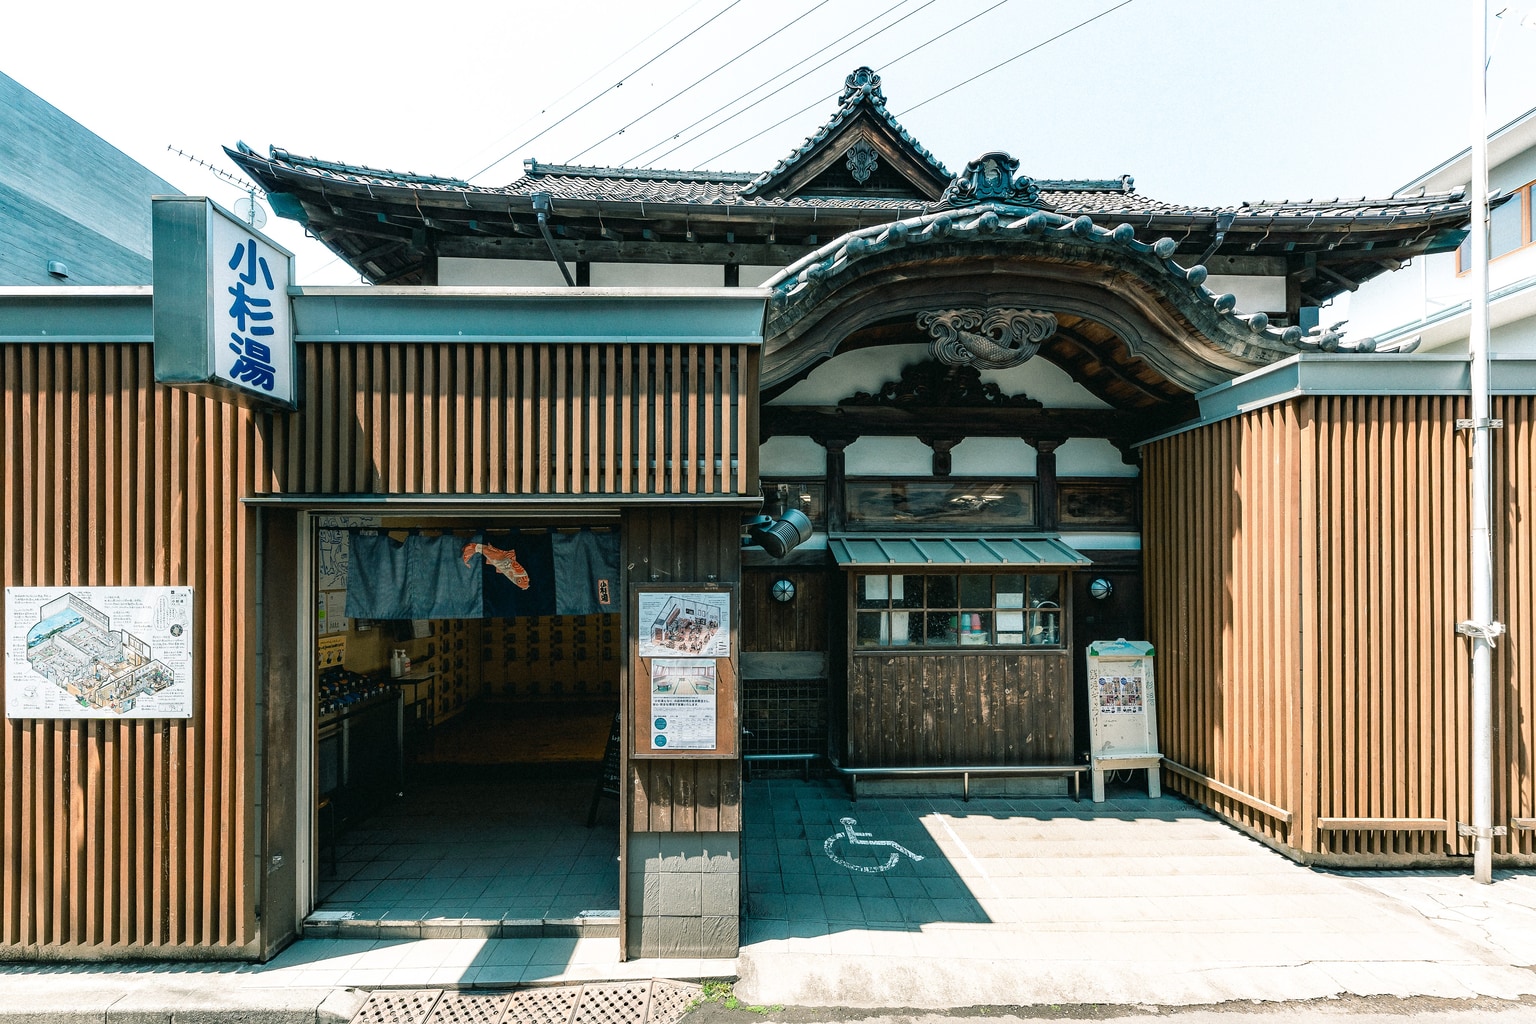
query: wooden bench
834 763 1087 802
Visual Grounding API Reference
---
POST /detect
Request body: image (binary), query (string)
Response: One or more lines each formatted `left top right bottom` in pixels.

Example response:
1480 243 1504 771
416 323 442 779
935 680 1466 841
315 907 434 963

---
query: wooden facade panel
845 652 1072 766
2 337 754 955
274 343 755 497
1143 404 1302 846
740 569 830 653
623 507 743 834
1145 394 1535 861
1 343 261 954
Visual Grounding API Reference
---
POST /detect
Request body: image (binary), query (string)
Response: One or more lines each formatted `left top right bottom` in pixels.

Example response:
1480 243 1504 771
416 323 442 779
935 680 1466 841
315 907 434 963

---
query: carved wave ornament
917 308 1058 369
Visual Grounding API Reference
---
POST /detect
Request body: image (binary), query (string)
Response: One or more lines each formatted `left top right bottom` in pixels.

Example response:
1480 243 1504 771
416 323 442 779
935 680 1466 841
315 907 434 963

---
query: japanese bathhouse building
2 66 1533 964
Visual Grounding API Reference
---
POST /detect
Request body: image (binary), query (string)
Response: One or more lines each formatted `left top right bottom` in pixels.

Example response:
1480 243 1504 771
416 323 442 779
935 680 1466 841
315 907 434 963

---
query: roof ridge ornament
940 152 1043 210
840 67 884 106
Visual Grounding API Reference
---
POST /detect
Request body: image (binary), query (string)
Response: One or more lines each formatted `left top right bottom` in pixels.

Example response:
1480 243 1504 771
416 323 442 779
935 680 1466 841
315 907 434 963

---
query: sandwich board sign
1085 638 1161 802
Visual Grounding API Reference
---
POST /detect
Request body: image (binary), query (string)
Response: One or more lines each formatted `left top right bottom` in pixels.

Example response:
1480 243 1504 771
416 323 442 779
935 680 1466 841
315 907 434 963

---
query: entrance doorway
305 516 623 932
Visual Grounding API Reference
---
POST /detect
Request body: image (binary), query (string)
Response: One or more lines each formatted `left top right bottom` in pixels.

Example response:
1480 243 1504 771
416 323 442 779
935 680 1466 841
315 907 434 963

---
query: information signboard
1085 638 1161 802
631 584 737 758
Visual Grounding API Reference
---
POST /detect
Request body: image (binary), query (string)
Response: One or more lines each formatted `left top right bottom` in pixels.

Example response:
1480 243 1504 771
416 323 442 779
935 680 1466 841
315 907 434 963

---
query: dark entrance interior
309 517 623 929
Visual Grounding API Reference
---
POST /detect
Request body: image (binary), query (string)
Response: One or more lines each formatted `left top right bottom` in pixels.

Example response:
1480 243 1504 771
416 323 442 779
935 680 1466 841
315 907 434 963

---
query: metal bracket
1457 822 1509 839
1455 418 1504 430
1456 620 1507 647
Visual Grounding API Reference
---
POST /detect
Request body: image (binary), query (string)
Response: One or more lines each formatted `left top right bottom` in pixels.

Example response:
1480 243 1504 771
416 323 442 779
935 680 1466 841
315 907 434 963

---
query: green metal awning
828 536 1091 568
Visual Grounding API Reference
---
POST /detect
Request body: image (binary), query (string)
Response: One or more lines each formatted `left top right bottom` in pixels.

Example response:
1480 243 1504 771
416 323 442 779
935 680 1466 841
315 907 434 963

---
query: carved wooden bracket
919 437 960 476
917 308 1057 370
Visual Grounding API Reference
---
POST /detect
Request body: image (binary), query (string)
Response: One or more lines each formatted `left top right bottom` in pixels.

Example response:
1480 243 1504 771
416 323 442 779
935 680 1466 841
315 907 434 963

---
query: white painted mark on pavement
926 812 1000 898
824 816 925 873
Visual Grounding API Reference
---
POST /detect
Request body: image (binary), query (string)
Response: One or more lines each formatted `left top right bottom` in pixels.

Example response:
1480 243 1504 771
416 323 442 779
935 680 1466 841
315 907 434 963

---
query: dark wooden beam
762 405 1174 442
435 236 818 266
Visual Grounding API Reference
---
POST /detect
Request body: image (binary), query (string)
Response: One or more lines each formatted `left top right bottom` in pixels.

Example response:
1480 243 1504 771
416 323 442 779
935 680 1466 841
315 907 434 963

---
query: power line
468 0 745 182
683 0 944 168
564 0 835 165
675 0 945 168
697 0 1011 168
462 0 714 180
621 0 915 167
896 0 1137 118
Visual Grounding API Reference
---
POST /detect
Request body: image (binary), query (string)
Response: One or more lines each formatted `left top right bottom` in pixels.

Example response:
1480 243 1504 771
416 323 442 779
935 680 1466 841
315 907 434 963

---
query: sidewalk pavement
2 779 1535 1022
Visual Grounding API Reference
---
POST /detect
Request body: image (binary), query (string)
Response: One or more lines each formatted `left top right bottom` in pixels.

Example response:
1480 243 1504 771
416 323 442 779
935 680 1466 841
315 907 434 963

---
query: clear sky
4 0 1535 284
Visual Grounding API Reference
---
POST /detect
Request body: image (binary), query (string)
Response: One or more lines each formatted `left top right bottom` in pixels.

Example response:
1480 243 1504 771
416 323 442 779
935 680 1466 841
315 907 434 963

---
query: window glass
1492 191 1525 258
959 574 992 606
925 611 958 646
925 575 958 608
857 574 889 609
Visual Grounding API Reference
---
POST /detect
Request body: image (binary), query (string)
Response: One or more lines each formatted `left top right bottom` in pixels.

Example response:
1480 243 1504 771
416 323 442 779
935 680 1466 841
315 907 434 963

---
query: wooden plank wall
741 568 829 653
846 651 1074 766
268 343 755 495
0 342 261 954
624 508 742 833
1144 395 1535 862
1 338 757 955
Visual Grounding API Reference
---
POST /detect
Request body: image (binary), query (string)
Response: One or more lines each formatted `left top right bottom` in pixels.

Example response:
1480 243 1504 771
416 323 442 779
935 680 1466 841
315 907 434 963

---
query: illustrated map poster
5 587 195 719
637 591 731 658
649 659 718 750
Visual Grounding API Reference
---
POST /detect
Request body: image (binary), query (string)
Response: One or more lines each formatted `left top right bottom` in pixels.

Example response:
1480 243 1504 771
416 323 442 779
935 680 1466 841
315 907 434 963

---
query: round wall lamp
771 578 797 603
1088 577 1114 601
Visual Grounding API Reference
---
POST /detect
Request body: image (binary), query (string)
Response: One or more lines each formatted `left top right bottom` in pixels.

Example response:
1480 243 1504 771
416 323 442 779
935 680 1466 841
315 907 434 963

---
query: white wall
1056 438 1136 477
1205 275 1286 315
844 437 932 476
758 436 826 475
950 438 1036 476
771 344 1110 408
438 257 568 286
590 263 723 287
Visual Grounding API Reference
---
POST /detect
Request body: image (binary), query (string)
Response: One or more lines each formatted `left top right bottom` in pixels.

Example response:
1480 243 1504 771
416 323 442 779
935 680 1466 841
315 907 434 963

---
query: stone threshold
304 910 620 940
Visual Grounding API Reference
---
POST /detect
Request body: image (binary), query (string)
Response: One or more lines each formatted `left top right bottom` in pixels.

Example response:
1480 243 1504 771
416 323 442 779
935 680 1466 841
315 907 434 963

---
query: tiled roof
740 67 951 197
235 144 1465 223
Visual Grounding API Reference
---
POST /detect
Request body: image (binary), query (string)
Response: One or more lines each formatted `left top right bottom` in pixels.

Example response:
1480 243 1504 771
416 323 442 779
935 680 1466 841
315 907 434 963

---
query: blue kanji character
228 239 274 290
227 281 275 335
228 332 277 391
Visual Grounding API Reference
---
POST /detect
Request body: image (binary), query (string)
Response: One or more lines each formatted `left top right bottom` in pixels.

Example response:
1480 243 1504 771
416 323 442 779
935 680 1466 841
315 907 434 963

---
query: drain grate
355 991 444 1024
358 981 702 1024
643 981 700 1024
427 993 512 1024
571 983 650 1024
504 986 583 1024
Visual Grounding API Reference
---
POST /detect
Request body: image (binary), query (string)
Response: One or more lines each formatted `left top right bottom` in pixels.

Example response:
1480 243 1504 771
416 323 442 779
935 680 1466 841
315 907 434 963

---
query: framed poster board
5 586 196 719
630 583 737 758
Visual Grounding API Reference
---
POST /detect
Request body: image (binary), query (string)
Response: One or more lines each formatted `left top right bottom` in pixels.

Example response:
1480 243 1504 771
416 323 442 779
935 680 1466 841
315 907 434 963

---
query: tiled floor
318 769 620 923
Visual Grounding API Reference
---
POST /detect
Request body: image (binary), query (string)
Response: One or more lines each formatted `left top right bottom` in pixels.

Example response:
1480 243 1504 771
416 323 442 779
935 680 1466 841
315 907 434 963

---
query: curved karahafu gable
762 204 1411 404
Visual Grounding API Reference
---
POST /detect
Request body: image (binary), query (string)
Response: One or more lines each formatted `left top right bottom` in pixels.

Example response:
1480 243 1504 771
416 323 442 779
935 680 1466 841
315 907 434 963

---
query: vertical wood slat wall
1 338 757 955
1144 394 1535 861
268 343 755 495
1 343 261 954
